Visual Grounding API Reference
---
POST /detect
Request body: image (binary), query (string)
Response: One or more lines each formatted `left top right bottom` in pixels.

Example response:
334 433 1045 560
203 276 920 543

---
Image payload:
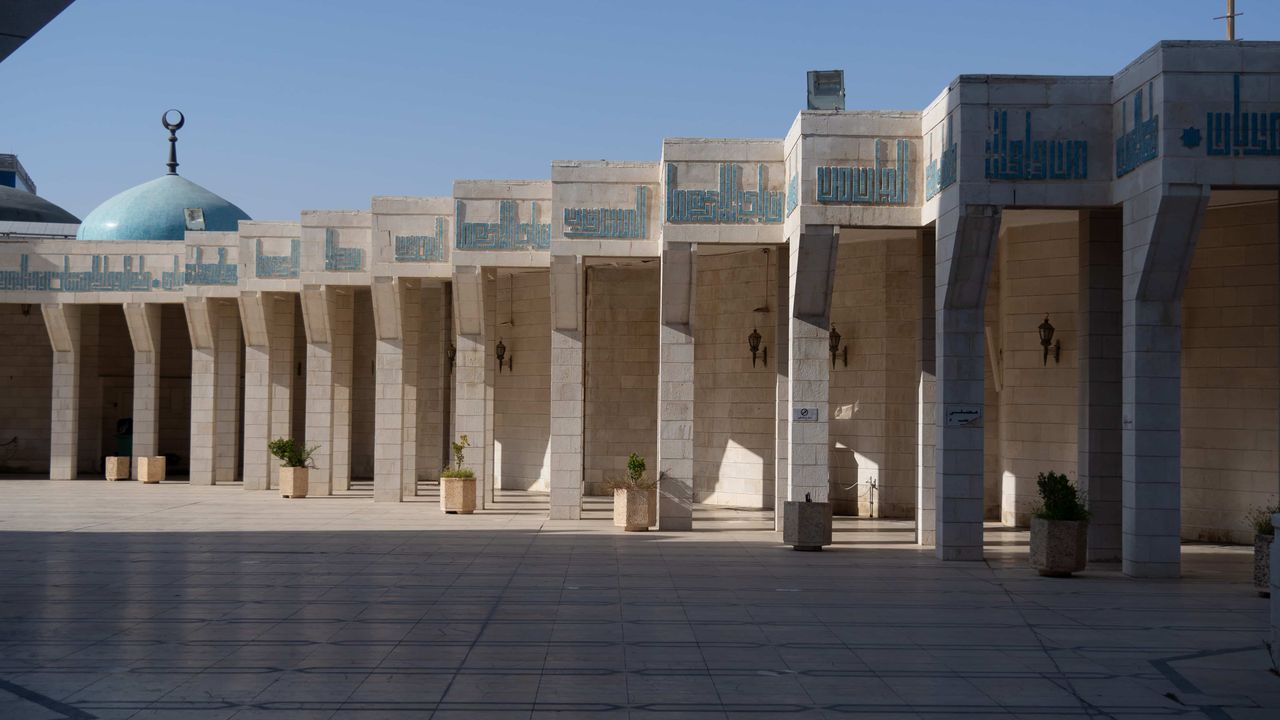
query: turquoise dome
76 174 250 241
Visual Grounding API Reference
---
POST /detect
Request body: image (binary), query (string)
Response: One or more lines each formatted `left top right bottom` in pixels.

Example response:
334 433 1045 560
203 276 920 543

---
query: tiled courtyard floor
0 479 1276 719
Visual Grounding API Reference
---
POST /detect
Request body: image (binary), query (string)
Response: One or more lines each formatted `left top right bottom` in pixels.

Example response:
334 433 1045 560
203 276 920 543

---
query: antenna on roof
1215 0 1243 40
162 109 185 175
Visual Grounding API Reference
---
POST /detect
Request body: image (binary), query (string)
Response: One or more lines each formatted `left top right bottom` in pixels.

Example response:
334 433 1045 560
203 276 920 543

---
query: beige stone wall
693 250 777 508
351 289 376 479
583 264 659 496
493 271 551 491
828 235 919 518
1182 199 1280 543
0 304 53 472
992 217 1081 527
416 284 447 482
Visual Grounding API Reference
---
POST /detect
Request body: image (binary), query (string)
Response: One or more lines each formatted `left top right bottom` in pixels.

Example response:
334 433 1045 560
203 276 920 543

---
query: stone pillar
186 298 241 485
773 247 790 531
331 290 354 492
371 278 422 502
416 285 447 483
657 242 695 530
268 295 297 486
916 229 937 546
1121 184 1210 578
1271 512 1279 668
935 205 1001 561
549 255 586 520
1078 210 1123 561
301 286 335 496
42 304 82 480
238 292 294 491
123 304 162 480
453 267 489 509
785 226 839 515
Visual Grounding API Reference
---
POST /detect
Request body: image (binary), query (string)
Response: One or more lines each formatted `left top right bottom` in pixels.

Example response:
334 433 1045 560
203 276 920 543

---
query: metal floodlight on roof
807 70 845 111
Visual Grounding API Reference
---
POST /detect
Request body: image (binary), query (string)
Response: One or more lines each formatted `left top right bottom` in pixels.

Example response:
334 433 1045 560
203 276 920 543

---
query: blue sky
2 0 1276 221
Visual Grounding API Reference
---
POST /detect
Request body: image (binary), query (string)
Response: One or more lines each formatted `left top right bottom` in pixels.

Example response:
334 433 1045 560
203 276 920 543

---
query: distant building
1 40 1278 580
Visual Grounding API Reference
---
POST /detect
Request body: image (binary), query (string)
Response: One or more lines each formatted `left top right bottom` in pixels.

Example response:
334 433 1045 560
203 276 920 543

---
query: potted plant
441 435 476 514
1247 500 1279 597
608 453 656 531
1029 471 1090 577
268 438 317 499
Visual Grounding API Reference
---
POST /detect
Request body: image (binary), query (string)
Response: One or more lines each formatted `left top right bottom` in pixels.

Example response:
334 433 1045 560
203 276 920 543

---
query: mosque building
1 40 1278 578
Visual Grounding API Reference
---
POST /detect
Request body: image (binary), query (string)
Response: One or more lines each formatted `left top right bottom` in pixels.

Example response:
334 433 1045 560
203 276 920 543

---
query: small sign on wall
945 406 982 426
793 407 819 422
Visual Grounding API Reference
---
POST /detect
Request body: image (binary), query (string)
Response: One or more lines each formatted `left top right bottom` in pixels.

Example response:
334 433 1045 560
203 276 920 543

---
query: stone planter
104 456 130 481
614 487 654 531
1029 518 1088 577
441 476 476 514
1254 533 1273 597
136 456 165 484
613 486 657 530
783 500 832 551
279 467 308 499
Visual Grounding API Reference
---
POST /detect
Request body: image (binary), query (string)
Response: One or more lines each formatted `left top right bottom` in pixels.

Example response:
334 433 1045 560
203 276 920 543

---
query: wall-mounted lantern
829 326 847 368
496 338 511 372
19 304 31 316
1038 315 1061 366
447 344 456 372
748 328 767 368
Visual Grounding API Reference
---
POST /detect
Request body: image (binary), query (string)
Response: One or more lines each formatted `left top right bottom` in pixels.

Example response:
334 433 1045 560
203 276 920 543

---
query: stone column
417 285 447 483
186 298 241 485
657 242 695 530
453 267 489 509
330 290 354 492
42 304 82 480
916 229 937 546
123 304 162 480
238 292 295 491
935 205 1001 561
1078 210 1123 561
550 255 585 520
785 226 839 515
773 247 790 530
267 295 296 488
371 278 422 502
1121 184 1210 578
300 286 344 496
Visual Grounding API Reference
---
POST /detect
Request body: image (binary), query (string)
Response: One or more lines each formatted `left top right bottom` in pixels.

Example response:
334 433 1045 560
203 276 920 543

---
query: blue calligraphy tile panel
324 228 364 272
816 139 911 205
394 217 448 262
256 238 300 279
563 186 648 239
0 254 185 291
1115 82 1159 178
456 200 551 250
1200 74 1280 157
786 172 798 216
184 247 238 286
984 111 1088 181
665 163 783 225
925 116 957 200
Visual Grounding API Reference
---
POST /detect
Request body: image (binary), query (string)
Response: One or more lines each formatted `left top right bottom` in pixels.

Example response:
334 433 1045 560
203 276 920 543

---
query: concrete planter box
1255 533 1273 597
105 456 129 481
783 500 832 551
441 476 476 514
1029 518 1088 577
279 467 308 499
614 488 654 531
136 456 165 484
613 486 656 530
